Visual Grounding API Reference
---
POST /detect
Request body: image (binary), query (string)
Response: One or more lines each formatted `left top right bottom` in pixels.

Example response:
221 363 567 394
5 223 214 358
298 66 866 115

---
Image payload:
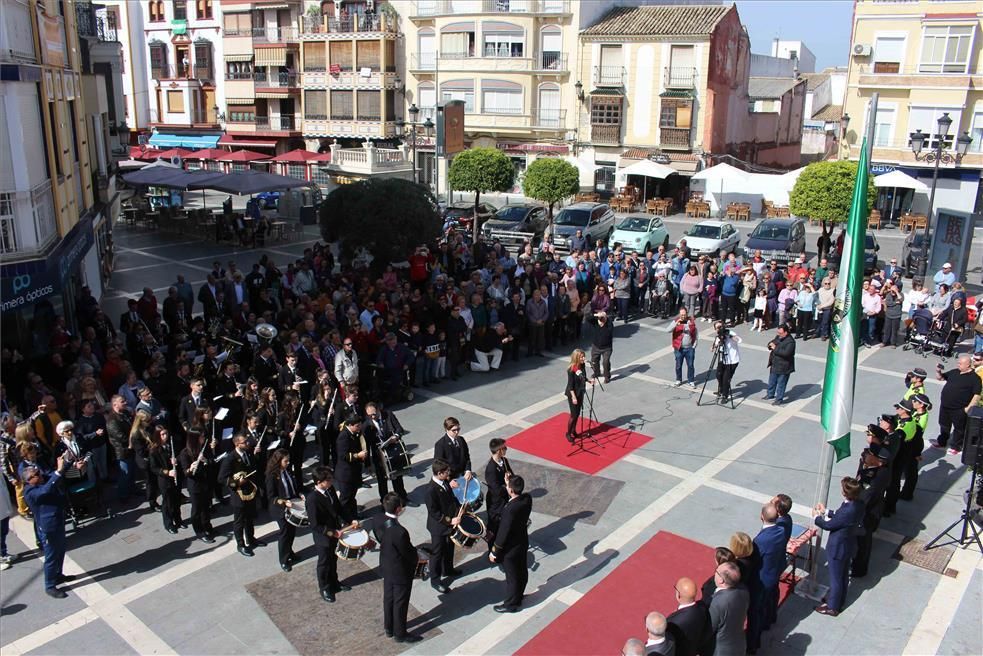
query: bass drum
381 440 412 480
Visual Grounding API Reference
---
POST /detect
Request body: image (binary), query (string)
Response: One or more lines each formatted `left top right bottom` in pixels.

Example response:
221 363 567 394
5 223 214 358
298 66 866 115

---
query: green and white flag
821 139 870 462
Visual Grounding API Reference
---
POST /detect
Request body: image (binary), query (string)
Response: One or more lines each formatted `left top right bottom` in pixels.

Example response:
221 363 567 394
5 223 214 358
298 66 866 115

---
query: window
969 112 983 153
227 104 255 122
148 0 164 22
149 42 168 78
0 193 16 254
873 35 904 73
173 0 187 21
175 45 190 77
357 90 380 120
419 29 436 68
919 25 973 73
305 42 326 71
48 102 63 177
196 0 212 20
385 90 395 121
873 106 896 147
483 31 523 58
194 41 213 81
418 84 436 121
223 12 251 36
330 91 353 120
67 100 80 163
357 41 380 70
591 95 622 125
659 99 692 128
231 162 247 173
385 40 396 73
329 41 353 71
288 163 306 179
541 26 561 69
305 90 327 119
441 84 475 113
482 82 522 114
312 167 331 188
907 106 960 149
598 44 623 84
225 60 253 80
166 90 183 113
441 30 475 58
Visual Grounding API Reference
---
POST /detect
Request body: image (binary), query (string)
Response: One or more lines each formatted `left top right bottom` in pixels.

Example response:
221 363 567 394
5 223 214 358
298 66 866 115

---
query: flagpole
803 99 877 596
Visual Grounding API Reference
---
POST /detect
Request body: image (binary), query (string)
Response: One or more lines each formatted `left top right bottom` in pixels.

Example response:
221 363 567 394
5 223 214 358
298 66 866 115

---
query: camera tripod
568 363 603 457
923 445 983 554
697 334 735 409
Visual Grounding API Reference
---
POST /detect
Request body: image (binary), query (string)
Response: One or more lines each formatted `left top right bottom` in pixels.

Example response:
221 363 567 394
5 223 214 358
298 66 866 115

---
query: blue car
256 191 280 209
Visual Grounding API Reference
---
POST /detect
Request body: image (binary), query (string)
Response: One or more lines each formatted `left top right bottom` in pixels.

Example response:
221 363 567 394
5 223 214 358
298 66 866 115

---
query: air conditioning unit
171 155 183 167
853 43 872 57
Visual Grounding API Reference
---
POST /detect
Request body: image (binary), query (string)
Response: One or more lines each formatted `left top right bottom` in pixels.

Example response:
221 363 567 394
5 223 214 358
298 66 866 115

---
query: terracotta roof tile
582 4 731 37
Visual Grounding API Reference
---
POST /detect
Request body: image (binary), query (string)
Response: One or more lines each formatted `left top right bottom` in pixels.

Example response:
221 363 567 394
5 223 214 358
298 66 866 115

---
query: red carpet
517 531 712 656
505 413 652 475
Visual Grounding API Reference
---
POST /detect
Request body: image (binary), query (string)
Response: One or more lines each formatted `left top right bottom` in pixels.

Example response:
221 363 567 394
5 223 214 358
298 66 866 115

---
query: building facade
0 0 115 351
843 0 983 218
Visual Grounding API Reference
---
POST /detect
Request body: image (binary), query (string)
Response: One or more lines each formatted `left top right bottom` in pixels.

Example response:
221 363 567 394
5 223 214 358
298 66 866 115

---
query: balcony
256 116 297 131
254 71 298 88
416 51 568 74
591 124 620 145
537 52 567 72
253 26 299 43
151 65 170 80
329 146 410 174
409 53 437 71
659 126 691 150
664 67 697 89
854 62 979 89
0 182 57 260
461 111 567 131
76 2 118 41
412 0 571 18
532 108 566 129
302 69 396 89
300 14 398 36
225 72 255 81
303 118 398 139
594 65 625 87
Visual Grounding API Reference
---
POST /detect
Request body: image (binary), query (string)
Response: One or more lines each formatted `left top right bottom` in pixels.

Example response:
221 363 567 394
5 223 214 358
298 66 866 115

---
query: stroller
903 315 953 359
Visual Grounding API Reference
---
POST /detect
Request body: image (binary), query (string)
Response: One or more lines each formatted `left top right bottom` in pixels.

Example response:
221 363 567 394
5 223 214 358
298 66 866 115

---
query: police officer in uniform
851 443 891 578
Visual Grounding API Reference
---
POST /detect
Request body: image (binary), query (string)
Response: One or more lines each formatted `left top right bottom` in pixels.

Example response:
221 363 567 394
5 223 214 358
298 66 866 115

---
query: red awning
155 147 195 159
185 148 229 161
130 145 162 161
515 144 569 153
269 148 331 163
216 149 272 162
219 134 280 149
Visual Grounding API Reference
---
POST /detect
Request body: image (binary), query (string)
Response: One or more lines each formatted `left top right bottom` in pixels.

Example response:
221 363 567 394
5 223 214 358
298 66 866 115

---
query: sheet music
266 439 281 450
222 427 234 440
214 407 229 421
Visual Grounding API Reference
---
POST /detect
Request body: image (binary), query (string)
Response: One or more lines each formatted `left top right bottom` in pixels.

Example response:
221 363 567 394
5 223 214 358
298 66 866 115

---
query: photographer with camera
672 308 699 387
712 322 742 404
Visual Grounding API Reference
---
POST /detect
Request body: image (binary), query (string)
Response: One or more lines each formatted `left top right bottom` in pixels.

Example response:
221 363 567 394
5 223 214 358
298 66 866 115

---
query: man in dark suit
253 344 280 391
434 417 472 479
178 379 209 435
643 611 676 656
667 577 710 656
363 402 408 504
198 275 221 320
218 434 263 557
484 438 512 551
813 477 866 617
425 459 462 594
305 465 356 603
379 493 423 644
119 299 141 335
708 562 750 656
772 493 794 544
22 459 72 598
489 475 532 613
750 504 787 650
334 413 367 519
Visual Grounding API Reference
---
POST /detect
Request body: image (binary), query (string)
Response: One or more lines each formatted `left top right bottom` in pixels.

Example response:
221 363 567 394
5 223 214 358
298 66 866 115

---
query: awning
219 134 279 149
255 47 287 68
590 87 624 97
659 89 694 99
224 54 254 62
148 133 221 149
256 91 291 99
225 98 255 105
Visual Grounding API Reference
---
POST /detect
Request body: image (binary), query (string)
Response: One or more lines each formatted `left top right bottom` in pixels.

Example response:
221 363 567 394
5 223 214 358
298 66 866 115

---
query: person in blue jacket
23 456 75 598
813 477 865 617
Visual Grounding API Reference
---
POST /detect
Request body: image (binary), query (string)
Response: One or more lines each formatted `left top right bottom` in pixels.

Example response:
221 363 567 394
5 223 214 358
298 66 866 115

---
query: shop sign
0 216 93 311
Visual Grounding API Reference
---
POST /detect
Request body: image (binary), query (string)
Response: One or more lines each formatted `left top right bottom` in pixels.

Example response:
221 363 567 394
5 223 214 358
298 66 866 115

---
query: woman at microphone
565 349 589 444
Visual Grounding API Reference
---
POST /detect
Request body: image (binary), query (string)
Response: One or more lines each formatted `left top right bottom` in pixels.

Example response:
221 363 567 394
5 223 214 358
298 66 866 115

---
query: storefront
1 213 96 354
870 163 982 220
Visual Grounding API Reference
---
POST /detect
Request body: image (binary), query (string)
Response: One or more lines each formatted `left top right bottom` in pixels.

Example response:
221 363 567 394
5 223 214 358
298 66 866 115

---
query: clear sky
735 0 855 71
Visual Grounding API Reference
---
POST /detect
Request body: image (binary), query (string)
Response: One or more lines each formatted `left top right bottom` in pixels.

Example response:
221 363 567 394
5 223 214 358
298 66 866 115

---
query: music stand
568 363 603 457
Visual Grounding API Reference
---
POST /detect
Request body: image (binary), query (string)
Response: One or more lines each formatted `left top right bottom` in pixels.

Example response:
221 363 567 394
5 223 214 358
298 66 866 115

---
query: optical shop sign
1 216 93 311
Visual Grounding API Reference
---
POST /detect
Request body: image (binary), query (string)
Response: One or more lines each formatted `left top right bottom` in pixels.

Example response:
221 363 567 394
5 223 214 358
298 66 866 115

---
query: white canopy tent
564 155 603 189
690 163 757 214
873 169 928 191
615 159 677 200
746 167 805 206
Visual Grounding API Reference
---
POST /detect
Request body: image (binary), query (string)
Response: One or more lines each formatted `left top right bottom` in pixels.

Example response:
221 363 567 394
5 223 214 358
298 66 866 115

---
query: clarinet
169 434 178 483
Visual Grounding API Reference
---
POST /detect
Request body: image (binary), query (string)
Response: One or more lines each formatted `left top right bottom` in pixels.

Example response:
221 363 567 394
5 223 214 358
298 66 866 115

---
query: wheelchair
63 460 108 530
903 319 953 360
364 363 415 406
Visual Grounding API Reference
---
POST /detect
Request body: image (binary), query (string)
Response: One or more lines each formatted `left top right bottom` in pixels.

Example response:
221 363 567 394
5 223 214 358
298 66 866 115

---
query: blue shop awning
148 133 221 149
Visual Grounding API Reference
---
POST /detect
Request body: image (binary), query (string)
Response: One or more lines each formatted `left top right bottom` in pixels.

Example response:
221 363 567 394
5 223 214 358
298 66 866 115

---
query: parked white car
608 213 670 253
677 220 741 256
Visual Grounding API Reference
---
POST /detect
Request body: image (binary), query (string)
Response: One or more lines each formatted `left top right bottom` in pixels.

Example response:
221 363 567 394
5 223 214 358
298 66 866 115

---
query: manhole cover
893 537 954 574
122 534 141 544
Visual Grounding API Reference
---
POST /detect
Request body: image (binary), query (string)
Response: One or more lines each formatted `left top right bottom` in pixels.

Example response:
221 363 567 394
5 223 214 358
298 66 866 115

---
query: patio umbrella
155 147 195 161
216 149 272 163
186 148 228 161
270 148 332 163
615 159 676 200
187 169 309 195
874 170 929 226
129 145 162 161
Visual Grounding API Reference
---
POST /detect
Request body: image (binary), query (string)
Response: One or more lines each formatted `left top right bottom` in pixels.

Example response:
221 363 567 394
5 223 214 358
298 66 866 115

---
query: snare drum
336 528 371 560
450 512 486 549
381 440 412 480
284 499 309 527
414 544 432 580
452 476 483 512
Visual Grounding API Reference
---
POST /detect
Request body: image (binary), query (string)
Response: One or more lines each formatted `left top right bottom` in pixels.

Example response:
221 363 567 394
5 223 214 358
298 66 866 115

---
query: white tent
564 155 602 189
691 163 755 213
615 159 676 200
874 169 928 191
747 167 805 206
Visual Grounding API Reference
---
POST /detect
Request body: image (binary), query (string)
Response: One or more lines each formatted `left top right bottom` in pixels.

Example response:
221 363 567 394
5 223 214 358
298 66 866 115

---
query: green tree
447 147 515 234
319 177 440 273
789 160 877 259
521 157 580 226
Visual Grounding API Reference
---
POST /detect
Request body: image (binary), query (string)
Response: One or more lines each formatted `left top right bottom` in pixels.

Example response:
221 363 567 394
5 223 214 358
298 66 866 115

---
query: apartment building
801 67 847 163
220 0 305 154
843 0 983 217
402 0 624 190
575 4 801 196
0 0 111 350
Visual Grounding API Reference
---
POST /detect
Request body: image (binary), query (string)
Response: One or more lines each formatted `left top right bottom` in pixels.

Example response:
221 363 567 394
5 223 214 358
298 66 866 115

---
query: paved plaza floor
1 221 981 655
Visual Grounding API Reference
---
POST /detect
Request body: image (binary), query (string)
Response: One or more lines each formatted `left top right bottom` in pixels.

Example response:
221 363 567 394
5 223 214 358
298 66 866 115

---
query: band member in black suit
434 417 472 479
178 379 209 436
178 429 216 543
266 448 302 571
148 426 182 534
277 394 310 489
279 352 310 402
306 465 357 603
363 402 408 504
489 475 532 613
379 493 423 644
243 412 270 508
335 413 368 519
313 371 338 467
425 459 462 594
565 349 589 444
219 433 264 557
484 438 513 549
253 344 280 392
214 361 244 434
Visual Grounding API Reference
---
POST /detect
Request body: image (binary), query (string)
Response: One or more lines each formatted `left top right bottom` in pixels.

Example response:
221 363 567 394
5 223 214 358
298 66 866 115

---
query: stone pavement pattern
1 222 981 656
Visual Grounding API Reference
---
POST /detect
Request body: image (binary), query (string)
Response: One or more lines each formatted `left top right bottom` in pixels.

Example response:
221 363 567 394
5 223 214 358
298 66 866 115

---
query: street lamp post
909 112 973 278
395 104 434 186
